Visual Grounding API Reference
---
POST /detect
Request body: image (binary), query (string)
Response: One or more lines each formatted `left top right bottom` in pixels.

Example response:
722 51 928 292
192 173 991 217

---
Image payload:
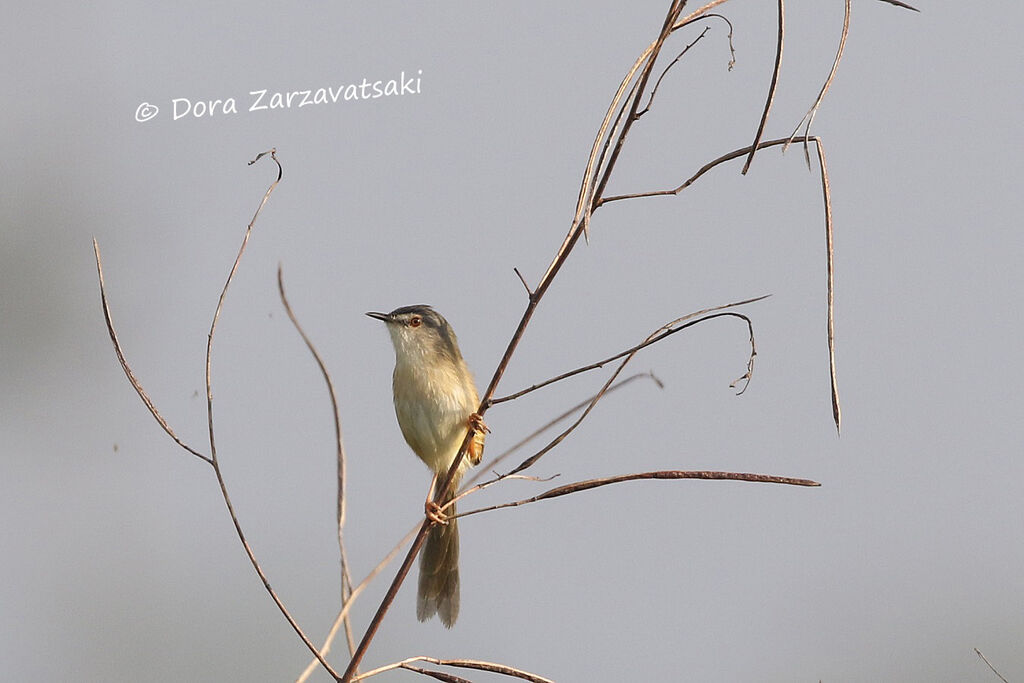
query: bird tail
418 500 460 628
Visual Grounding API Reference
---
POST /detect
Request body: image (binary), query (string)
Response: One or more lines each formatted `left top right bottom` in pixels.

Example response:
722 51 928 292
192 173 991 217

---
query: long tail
418 500 460 628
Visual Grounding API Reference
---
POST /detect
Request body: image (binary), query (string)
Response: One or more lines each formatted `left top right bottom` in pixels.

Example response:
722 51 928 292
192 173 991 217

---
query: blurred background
3 2 1021 681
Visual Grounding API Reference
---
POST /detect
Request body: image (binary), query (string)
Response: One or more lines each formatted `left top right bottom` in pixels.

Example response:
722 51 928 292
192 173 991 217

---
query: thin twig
585 5 729 227
637 26 711 118
459 470 820 519
587 1 686 238
341 1 843 673
974 648 1010 683
399 666 473 683
506 310 758 477
471 372 661 486
573 0 734 239
302 372 656 680
277 264 357 658
598 137 841 433
491 296 767 406
729 305 759 395
338 376 666 679
504 302 762 479
784 0 850 167
513 267 533 296
354 657 555 683
876 0 920 11
342 6 698 679
572 1 735 247
199 150 341 680
340 521 431 681
456 373 662 505
449 473 558 511
814 139 841 434
296 525 420 683
741 0 784 174
716 13 737 70
599 138 782 204
93 240 211 464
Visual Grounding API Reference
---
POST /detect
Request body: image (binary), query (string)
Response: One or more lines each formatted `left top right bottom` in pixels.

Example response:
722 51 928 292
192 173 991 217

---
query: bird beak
365 311 389 322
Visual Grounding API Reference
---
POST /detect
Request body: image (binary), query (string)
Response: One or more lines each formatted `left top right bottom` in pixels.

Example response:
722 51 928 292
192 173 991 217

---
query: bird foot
468 412 490 434
467 413 488 466
425 499 449 525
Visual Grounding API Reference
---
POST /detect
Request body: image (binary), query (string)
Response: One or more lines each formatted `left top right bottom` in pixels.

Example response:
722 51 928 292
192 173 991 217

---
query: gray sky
3 2 1022 681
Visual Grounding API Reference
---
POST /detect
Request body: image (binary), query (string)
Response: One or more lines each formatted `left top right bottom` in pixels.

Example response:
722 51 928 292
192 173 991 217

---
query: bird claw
425 499 449 525
468 412 490 434
467 413 488 466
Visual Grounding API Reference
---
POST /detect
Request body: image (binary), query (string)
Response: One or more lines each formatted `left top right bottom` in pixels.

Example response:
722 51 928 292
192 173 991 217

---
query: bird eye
409 315 422 328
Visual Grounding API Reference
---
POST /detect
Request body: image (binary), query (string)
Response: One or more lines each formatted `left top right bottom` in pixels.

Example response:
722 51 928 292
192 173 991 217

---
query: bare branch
302 375 658 680
196 150 341 680
491 296 767 406
344 13 702 672
278 264 357 658
974 648 1010 683
102 150 340 677
784 0 850 166
876 0 919 11
449 472 560 514
598 137 841 433
429 660 554 683
729 308 759 395
570 1 736 243
340 0 861 670
354 657 555 683
341 522 431 681
471 373 660 488
741 0 784 175
399 666 473 683
460 469 820 519
716 13 737 70
506 304 764 477
637 25 711 118
93 240 211 465
296 525 420 683
338 376 669 679
814 140 841 434
103 0 906 663
587 1 687 237
600 136 793 204
513 267 533 297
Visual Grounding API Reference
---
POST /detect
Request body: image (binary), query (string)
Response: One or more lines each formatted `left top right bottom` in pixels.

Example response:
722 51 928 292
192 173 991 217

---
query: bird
366 305 486 627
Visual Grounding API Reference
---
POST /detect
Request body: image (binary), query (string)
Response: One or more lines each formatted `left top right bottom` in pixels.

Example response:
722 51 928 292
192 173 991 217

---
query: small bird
366 305 485 627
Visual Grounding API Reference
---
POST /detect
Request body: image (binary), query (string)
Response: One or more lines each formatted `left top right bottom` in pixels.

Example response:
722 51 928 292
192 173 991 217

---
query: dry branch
784 0 850 166
353 656 555 683
490 297 767 406
340 1 844 674
505 299 762 480
974 648 1010 683
296 525 420 683
278 265 357 658
94 240 210 464
99 1 918 678
97 150 341 680
299 373 660 680
201 150 342 679
599 136 841 432
460 470 820 519
637 25 712 118
741 0 784 174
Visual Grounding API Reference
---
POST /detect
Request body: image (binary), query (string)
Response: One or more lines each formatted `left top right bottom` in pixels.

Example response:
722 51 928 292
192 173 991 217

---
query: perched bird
366 305 485 627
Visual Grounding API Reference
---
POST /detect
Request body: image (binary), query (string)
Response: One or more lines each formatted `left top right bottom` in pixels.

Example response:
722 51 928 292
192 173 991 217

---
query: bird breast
392 357 477 474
